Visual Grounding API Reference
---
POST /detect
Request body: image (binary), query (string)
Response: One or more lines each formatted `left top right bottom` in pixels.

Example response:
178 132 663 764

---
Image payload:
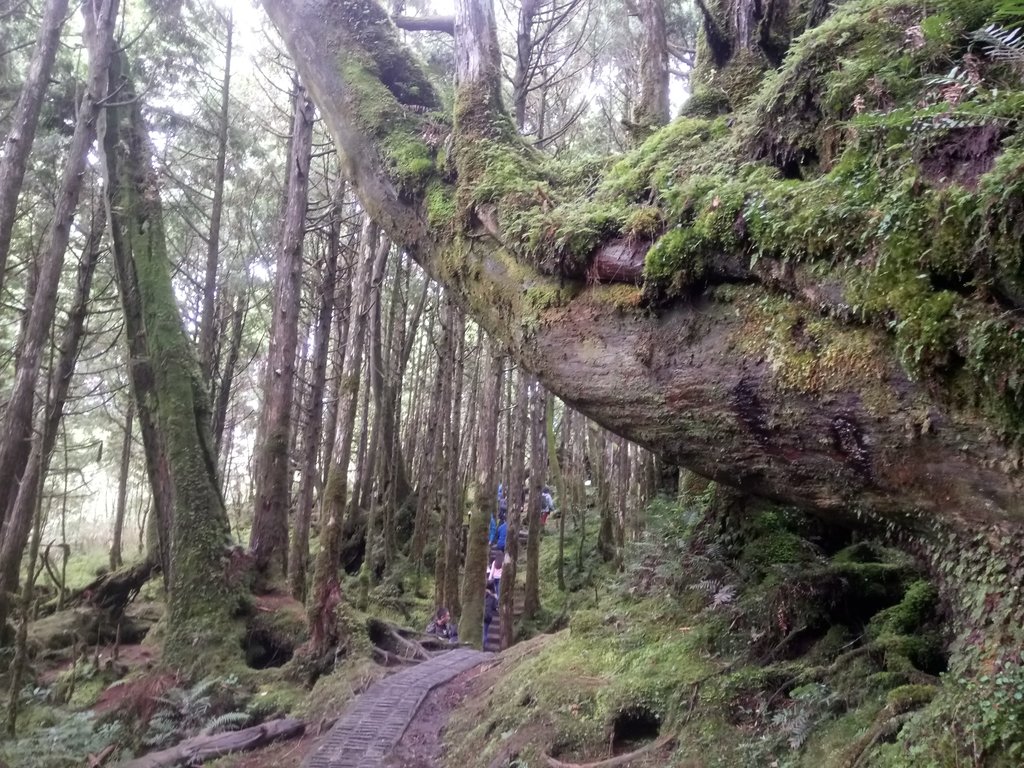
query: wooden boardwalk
302 648 492 768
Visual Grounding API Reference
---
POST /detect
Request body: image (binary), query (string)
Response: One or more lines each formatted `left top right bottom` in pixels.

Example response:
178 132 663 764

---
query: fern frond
200 711 250 735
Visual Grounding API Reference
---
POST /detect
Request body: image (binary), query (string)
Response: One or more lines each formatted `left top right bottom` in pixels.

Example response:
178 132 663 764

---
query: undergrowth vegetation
443 484 1024 767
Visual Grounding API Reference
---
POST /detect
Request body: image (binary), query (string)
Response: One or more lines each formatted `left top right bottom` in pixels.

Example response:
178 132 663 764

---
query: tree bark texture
110 405 133 571
250 82 315 582
0 0 71 296
500 370 529 650
289 200 340 601
634 0 670 129
198 13 233 386
461 347 503 648
94 47 241 671
260 0 1024 545
441 300 466 615
0 0 117 527
523 379 545 618
0 217 101 631
307 217 380 657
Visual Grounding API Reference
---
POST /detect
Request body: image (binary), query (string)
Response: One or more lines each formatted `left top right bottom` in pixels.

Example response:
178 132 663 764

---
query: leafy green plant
142 676 249 748
958 660 1024 761
0 712 124 768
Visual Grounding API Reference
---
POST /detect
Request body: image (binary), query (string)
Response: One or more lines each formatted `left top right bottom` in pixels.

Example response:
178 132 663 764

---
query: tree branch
393 14 455 34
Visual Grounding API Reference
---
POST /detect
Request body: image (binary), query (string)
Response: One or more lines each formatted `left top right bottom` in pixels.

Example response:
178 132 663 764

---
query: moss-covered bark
262 0 1023 537
95 50 243 673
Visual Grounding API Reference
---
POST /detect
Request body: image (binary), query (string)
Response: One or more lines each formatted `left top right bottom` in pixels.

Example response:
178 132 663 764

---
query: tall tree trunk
212 292 245 455
550 397 567 592
0 0 71 296
289 197 340 601
441 301 465 615
633 0 670 130
0 0 118 523
410 313 447 575
511 0 538 131
0 217 101 631
590 423 615 562
198 12 233 385
461 346 503 648
250 82 314 582
429 303 454 604
95 45 241 670
500 370 529 649
523 378 544 619
110 405 133 571
320 253 353 487
306 217 380 659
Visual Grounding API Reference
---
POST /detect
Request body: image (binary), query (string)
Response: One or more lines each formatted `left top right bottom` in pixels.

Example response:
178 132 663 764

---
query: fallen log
118 717 305 768
543 734 675 768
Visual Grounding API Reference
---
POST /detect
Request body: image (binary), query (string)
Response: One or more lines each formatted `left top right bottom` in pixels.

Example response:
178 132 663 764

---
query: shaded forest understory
0 0 1023 763
6 482 1024 767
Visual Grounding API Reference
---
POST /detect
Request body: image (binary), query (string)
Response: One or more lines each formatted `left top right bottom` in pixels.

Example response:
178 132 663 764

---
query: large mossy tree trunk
94 46 243 672
260 0 1022 538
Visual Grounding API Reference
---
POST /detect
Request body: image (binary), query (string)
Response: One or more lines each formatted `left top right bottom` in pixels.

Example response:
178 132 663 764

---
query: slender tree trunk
429 304 454 604
411 316 447 575
320 254 353 487
551 399 567 592
0 0 71 295
95 45 241 670
460 347 503 648
0 0 118 522
614 436 629 567
198 13 233 385
250 82 314 582
289 198 340 601
307 217 381 658
0 217 101 631
500 370 529 649
441 301 465 615
511 0 538 131
523 378 544 619
212 293 245 455
110 405 133 571
591 424 615 562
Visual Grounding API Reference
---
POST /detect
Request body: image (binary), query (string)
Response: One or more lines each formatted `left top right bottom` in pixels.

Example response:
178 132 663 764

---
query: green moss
885 683 937 713
644 227 707 287
424 182 456 229
869 580 938 638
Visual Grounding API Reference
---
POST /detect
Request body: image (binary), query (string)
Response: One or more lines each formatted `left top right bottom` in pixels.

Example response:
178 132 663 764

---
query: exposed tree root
543 734 675 768
63 558 156 615
118 716 305 768
843 712 914 768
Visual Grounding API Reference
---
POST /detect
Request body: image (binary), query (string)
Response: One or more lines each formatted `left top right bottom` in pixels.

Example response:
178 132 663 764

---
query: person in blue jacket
497 484 508 517
489 510 508 551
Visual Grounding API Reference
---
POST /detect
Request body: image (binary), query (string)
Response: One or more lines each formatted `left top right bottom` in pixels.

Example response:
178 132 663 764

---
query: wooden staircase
483 544 525 652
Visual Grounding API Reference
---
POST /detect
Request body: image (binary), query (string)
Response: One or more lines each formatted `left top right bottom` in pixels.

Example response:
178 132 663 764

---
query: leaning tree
261 0 1021 530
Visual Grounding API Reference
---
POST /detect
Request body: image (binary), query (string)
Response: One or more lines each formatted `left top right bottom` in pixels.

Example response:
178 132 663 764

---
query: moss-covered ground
441 487 1023 767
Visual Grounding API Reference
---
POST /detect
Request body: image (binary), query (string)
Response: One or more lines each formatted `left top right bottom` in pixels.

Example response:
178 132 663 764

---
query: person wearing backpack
489 510 507 552
487 555 503 599
483 583 498 648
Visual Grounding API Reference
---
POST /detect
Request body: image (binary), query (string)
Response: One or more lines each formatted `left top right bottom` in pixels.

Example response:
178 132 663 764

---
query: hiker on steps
487 555 503 599
489 509 507 553
426 607 459 643
483 583 498 646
